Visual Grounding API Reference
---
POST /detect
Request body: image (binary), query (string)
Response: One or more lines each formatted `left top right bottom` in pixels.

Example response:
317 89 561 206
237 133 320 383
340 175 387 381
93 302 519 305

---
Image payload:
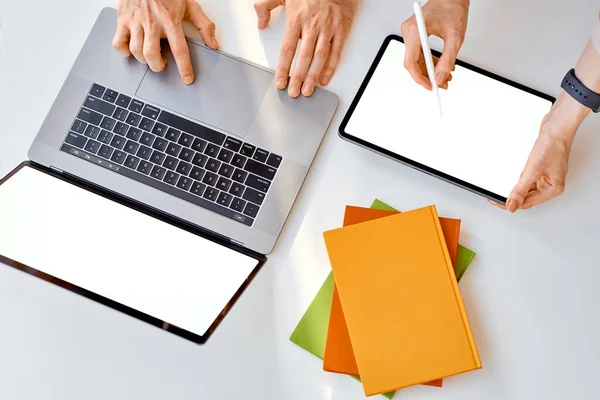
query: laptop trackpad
136 41 273 138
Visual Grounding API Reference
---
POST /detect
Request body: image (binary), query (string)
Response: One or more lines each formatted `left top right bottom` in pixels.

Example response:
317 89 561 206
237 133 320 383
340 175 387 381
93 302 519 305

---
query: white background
1 1 600 400
345 40 552 198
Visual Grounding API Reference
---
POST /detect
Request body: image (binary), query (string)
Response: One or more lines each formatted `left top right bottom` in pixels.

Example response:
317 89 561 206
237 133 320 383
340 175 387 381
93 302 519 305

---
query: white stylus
413 1 443 117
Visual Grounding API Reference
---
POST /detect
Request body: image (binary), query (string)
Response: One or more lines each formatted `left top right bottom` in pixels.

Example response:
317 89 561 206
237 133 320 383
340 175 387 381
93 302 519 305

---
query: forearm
544 25 600 143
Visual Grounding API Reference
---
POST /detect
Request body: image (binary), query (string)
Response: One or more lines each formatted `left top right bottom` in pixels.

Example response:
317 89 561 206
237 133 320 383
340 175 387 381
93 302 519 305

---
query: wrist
542 91 589 144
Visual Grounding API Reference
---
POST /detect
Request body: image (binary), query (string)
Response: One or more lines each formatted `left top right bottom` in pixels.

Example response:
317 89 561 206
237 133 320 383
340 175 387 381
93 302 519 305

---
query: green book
290 199 477 399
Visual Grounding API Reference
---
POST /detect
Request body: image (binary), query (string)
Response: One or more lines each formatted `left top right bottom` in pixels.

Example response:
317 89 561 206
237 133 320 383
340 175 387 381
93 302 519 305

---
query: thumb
254 0 284 30
187 1 219 49
507 168 538 213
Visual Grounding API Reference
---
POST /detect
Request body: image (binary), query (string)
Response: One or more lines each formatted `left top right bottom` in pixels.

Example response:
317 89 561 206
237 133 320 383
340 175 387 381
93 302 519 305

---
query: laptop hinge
49 165 63 174
230 239 245 248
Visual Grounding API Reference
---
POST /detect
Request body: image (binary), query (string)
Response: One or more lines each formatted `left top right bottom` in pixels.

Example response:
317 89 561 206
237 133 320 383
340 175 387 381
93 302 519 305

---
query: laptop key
204 143 219 158
163 156 179 171
113 107 129 122
176 162 192 176
129 99 145 114
126 112 142 127
244 159 276 180
229 182 244 197
232 168 248 183
246 174 271 193
137 145 153 160
98 129 113 144
150 165 167 180
166 128 181 142
231 197 246 213
90 83 105 98
192 153 208 168
139 117 154 132
141 104 160 120
111 150 127 165
253 148 269 163
189 166 205 181
202 171 218 187
84 139 101 154
190 181 206 196
218 163 234 178
150 150 166 165
176 176 193 191
243 187 266 205
231 153 247 168
178 148 194 162
166 142 182 157
100 116 117 131
163 171 180 185
240 143 256 157
124 155 141 170
113 121 128 135
71 119 87 134
216 177 232 192
217 148 234 163
217 192 233 207
178 132 194 147
243 202 259 218
152 122 167 137
126 127 143 141
110 135 125 150
137 161 153 175
65 132 87 149
103 89 118 103
152 138 169 152
140 132 156 146
191 138 207 152
266 153 283 168
84 125 100 139
206 158 221 173
116 94 131 108
203 187 220 202
98 144 113 159
84 95 116 116
78 108 103 126
223 137 242 152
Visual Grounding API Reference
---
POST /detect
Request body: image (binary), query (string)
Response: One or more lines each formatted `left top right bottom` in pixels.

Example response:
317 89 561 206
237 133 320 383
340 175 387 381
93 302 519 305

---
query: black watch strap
561 69 600 113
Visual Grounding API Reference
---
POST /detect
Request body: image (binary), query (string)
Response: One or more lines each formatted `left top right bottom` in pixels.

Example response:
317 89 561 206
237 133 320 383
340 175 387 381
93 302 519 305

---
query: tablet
339 35 555 203
0 163 264 344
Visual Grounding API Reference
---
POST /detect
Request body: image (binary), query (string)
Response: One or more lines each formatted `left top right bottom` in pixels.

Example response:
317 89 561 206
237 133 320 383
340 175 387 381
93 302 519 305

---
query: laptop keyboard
60 83 283 227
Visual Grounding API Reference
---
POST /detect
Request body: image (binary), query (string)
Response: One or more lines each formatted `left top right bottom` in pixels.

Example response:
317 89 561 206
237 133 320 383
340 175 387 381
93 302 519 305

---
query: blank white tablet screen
344 39 552 198
0 166 259 338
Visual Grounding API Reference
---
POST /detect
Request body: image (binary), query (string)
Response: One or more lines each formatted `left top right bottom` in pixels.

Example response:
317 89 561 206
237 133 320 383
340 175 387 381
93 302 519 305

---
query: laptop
0 7 338 343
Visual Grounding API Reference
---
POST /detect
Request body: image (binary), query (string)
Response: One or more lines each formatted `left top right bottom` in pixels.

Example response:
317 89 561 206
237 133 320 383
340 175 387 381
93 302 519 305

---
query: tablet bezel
338 34 556 204
0 161 266 345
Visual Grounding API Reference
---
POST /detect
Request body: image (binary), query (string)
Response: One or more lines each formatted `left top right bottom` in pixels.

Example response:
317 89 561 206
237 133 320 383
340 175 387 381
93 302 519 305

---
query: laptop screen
343 39 552 199
0 165 260 343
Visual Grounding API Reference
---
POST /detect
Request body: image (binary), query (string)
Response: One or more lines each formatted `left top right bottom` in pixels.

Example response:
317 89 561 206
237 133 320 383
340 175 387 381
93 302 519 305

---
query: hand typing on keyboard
113 0 219 84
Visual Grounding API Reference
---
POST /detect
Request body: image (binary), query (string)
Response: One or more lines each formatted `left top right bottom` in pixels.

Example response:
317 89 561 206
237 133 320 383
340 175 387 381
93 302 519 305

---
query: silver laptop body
27 7 339 254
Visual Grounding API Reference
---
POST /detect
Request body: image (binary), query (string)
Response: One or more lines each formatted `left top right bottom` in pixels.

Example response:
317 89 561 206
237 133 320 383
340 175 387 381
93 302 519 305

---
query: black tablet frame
339 34 556 204
0 161 266 345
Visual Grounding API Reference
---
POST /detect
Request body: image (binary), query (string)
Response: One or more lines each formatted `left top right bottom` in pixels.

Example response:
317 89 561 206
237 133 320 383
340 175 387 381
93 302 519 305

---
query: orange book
323 206 461 388
323 205 481 396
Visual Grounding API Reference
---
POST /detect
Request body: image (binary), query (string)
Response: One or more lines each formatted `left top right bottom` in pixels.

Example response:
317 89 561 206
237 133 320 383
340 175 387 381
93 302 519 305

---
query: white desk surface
1 1 599 399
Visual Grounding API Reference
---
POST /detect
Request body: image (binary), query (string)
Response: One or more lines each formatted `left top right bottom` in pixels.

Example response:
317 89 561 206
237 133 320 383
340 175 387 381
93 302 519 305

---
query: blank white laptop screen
0 165 260 342
343 38 553 199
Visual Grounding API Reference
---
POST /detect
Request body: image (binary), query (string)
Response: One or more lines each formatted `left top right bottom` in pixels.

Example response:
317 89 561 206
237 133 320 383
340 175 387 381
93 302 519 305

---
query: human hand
113 0 219 84
401 0 469 90
254 0 357 97
490 92 590 212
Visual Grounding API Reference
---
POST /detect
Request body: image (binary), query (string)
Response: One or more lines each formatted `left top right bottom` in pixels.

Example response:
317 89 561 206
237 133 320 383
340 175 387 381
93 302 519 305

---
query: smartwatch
561 68 600 113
